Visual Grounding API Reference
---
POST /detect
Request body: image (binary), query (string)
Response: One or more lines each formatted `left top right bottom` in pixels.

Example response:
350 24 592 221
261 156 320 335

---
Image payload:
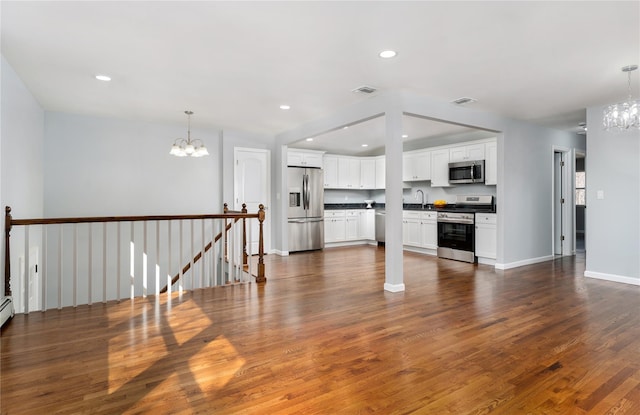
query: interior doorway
553 148 574 256
575 151 586 252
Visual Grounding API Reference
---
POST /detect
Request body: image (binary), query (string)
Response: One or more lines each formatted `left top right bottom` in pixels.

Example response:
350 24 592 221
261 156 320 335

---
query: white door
234 148 271 254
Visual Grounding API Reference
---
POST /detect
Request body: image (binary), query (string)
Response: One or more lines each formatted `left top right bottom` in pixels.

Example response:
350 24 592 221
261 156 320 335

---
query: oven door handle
437 218 474 225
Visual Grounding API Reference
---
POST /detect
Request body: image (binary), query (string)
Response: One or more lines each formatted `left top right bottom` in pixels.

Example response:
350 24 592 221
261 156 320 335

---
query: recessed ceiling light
95 74 111 82
379 50 397 58
451 97 477 105
361 144 368 147
343 126 349 129
279 105 291 110
306 137 314 142
402 134 408 138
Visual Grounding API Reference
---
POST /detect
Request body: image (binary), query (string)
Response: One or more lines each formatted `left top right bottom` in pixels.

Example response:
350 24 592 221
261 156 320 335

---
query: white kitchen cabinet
449 143 485 163
324 210 346 243
475 213 497 259
403 150 431 181
323 155 339 188
420 211 438 249
485 141 497 185
338 157 361 189
345 216 358 240
430 149 450 187
288 149 324 168
358 209 375 240
375 156 385 189
325 209 374 243
402 211 422 247
360 158 376 189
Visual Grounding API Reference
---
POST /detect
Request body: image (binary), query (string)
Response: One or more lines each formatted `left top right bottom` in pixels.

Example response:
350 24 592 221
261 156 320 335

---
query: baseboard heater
1 296 15 328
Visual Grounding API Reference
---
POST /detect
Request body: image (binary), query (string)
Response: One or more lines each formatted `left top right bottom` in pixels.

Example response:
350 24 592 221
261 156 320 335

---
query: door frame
551 146 574 256
233 147 271 254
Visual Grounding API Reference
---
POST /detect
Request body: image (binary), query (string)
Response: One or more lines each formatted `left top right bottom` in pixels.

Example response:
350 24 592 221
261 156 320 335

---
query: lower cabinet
420 213 438 249
475 213 497 259
325 209 375 244
403 211 438 250
325 210 346 243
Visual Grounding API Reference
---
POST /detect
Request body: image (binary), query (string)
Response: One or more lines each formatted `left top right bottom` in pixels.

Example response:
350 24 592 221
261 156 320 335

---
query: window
576 171 586 206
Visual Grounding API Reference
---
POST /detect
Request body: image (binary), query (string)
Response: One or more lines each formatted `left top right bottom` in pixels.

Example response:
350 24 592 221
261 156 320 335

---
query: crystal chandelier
603 65 640 131
170 111 209 157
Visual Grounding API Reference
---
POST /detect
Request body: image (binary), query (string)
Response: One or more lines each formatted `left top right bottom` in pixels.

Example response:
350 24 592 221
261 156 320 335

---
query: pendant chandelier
603 65 640 131
170 110 209 157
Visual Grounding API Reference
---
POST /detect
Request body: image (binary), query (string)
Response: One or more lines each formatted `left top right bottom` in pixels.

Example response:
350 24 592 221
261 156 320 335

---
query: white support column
384 108 405 292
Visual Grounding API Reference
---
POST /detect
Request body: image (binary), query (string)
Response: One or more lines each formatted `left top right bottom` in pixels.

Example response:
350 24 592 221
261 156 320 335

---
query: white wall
585 106 639 285
44 112 221 217
1 56 45 300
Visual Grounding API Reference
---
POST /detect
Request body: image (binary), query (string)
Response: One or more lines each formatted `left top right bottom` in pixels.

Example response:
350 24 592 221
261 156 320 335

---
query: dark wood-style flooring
2 246 640 414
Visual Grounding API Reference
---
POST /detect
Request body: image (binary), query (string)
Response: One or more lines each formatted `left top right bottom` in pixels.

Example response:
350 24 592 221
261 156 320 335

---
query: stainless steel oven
437 212 476 263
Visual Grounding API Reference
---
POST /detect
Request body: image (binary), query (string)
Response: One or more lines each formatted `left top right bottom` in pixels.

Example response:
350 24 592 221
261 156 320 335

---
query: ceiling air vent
451 97 477 105
352 85 378 94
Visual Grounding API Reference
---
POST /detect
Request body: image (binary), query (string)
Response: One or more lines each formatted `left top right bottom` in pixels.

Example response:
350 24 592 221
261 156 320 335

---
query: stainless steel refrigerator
288 167 324 252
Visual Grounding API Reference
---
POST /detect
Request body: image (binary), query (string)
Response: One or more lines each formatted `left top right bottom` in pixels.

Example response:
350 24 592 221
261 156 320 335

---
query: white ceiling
2 1 639 154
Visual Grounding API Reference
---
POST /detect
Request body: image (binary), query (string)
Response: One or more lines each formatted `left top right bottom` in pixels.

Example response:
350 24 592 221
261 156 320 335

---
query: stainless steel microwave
448 160 485 184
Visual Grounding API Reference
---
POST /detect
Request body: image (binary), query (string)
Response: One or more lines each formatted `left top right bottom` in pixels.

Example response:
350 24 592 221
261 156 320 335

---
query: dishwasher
375 210 385 243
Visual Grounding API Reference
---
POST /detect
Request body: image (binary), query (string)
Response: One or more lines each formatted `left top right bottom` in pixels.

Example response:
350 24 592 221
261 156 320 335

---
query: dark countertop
325 202 496 213
324 203 371 210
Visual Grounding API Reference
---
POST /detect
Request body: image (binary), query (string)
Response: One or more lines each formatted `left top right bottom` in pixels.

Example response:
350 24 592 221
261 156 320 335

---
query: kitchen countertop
324 202 496 213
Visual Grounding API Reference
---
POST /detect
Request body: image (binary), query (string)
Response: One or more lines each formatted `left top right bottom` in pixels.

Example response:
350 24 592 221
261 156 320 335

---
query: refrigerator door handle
303 174 309 210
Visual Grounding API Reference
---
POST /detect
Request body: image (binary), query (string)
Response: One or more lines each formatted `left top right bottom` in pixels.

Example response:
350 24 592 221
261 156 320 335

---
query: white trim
495 254 554 270
477 257 496 266
272 249 289 256
584 270 640 286
384 283 405 292
325 240 373 249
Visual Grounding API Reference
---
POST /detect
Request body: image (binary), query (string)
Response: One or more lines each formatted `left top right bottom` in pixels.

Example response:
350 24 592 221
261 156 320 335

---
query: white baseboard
495 254 554 270
325 240 372 249
272 249 289 256
584 270 640 286
384 283 406 292
477 257 496 266
403 246 437 256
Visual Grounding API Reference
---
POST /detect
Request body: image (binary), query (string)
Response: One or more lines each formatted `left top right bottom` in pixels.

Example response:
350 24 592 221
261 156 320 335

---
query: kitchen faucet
415 190 425 207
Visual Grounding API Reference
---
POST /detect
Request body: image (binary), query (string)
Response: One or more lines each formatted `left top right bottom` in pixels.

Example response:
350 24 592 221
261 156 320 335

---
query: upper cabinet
449 143 485 163
403 150 431 181
287 149 324 168
323 155 339 188
323 155 381 190
337 157 361 189
430 148 450 187
360 158 376 189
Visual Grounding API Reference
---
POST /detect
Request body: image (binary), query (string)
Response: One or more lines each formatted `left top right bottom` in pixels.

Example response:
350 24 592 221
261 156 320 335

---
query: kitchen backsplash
325 184 496 205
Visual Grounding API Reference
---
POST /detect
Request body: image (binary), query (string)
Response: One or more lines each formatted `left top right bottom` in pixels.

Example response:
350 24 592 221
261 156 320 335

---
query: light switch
596 190 604 200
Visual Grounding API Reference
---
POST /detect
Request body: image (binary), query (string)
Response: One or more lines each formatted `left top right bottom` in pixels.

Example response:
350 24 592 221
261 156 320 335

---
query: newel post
256 204 266 283
5 206 12 296
241 203 248 265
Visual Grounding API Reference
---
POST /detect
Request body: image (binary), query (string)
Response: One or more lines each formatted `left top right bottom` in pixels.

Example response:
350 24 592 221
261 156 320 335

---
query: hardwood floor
2 246 639 414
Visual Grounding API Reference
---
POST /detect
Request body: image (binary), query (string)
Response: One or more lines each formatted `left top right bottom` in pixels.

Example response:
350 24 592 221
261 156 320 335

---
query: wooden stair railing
4 204 266 303
159 203 264 293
